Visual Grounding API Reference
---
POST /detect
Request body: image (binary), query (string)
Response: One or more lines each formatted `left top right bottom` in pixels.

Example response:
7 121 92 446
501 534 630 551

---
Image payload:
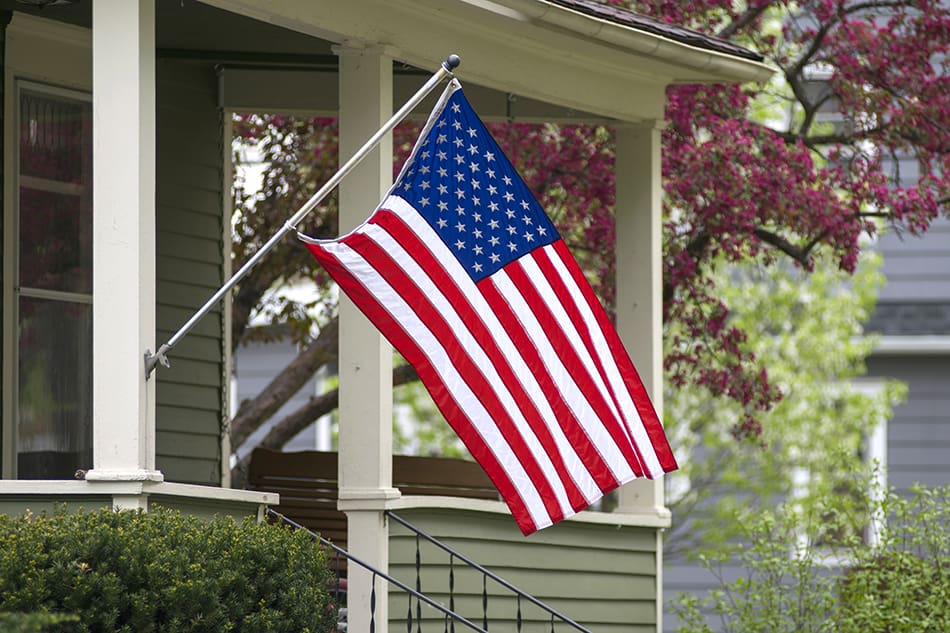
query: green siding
155 60 225 486
389 508 658 633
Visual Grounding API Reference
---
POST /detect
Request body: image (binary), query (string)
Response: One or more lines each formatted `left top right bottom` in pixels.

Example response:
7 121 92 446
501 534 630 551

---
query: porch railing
386 511 593 633
269 509 488 633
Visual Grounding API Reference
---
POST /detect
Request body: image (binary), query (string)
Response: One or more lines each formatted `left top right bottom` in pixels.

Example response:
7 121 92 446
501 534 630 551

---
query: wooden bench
248 448 499 551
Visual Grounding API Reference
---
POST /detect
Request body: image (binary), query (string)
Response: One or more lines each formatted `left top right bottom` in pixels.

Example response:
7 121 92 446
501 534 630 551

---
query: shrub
0 506 335 633
673 485 950 633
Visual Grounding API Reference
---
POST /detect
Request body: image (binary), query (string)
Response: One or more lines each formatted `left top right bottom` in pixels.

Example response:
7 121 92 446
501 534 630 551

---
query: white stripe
363 222 578 516
490 268 637 484
382 196 634 496
318 238 553 531
544 248 664 477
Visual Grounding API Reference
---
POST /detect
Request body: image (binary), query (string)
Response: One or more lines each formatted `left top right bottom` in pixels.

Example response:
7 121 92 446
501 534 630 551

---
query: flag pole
145 54 461 378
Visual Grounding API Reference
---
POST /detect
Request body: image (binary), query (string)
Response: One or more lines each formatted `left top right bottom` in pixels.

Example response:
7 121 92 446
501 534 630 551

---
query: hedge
0 506 335 633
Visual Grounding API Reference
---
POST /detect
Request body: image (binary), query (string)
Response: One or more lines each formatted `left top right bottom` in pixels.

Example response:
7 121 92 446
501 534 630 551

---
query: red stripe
499 260 646 478
305 238 540 533
371 211 591 513
341 226 566 524
551 241 677 472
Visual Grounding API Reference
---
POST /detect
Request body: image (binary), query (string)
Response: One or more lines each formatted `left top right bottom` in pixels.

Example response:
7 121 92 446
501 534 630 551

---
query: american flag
300 79 677 535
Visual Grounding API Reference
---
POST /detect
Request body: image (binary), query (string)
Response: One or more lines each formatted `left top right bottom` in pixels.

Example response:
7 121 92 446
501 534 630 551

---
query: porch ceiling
4 0 771 122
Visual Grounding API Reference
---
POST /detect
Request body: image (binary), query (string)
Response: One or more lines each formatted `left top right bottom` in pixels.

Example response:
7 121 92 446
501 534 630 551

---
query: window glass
18 91 92 294
15 86 93 479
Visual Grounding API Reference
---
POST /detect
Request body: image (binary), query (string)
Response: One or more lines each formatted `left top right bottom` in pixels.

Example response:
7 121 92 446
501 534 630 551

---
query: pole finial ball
444 54 461 71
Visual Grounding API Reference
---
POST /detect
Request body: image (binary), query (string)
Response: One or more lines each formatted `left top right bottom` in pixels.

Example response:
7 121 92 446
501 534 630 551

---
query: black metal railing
385 511 593 633
269 509 487 633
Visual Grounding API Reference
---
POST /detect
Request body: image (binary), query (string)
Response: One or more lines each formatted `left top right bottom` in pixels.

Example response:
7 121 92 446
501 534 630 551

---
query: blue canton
394 88 559 282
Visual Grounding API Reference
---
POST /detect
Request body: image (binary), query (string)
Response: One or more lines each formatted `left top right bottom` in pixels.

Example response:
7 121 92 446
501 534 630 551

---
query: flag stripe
492 263 644 479
347 224 575 520
372 207 602 509
306 239 552 532
550 241 677 474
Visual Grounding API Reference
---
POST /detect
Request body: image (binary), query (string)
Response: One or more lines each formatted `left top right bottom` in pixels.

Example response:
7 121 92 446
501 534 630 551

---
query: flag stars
488 201 499 212
438 166 448 177
470 162 480 173
467 127 478 138
506 209 516 219
489 219 500 229
508 241 518 252
438 184 448 195
420 180 431 190
522 215 532 224
451 103 461 113
503 175 513 186
454 239 465 250
455 188 466 199
437 133 447 144
524 231 534 242
473 245 483 255
520 200 530 210
437 218 448 228
488 184 498 195
457 205 466 215
438 201 448 212
419 197 430 207
507 225 517 235
455 155 466 165
490 253 500 263
455 221 466 232
455 172 465 182
489 235 500 246
504 192 515 202
437 151 447 161
485 151 495 162
454 138 464 148
452 119 462 129
473 262 483 273
468 144 479 156
486 168 496 179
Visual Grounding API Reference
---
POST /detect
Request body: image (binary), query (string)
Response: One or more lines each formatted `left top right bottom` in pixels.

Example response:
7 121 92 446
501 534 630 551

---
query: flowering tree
228 0 949 485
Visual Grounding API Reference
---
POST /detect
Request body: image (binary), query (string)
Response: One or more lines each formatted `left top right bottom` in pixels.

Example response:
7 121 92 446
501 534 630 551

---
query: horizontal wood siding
154 60 224 486
876 218 950 302
389 508 658 633
867 355 950 491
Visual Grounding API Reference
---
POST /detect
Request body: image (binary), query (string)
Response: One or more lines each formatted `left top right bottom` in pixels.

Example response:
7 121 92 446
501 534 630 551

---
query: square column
335 45 398 633
86 0 161 491
614 121 668 632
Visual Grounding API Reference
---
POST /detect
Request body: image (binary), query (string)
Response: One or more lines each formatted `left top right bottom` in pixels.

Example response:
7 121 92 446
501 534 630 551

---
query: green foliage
0 507 335 633
673 485 950 633
663 251 905 560
0 612 78 633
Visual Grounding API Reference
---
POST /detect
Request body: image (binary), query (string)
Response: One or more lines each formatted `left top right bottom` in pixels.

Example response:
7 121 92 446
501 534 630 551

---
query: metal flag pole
145 54 461 378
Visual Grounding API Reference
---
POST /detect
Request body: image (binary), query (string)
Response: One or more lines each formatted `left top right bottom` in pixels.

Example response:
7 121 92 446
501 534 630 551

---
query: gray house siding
155 59 226 486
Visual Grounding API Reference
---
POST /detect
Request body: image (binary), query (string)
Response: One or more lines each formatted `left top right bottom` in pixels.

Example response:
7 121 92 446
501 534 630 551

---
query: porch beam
86 0 162 491
336 45 398 633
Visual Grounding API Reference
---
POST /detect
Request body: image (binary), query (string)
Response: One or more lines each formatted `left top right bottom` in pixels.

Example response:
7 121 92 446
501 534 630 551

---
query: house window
12 82 93 479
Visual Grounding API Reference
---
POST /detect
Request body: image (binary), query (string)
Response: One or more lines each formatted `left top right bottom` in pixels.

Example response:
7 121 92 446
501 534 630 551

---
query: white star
455 155 466 165
537 227 547 236
472 196 480 206
486 168 496 179
421 150 431 160
473 228 483 239
473 262 483 273
438 201 448 212
488 220 500 230
508 241 518 252
471 178 481 190
524 232 534 242
455 172 465 182
468 144 479 156
455 239 465 250
488 185 498 195
420 180 430 190
457 205 466 215
455 188 466 199
506 209 516 219
503 175 513 185
438 184 448 195
437 151 447 161
522 215 532 224
489 236 500 246
504 192 515 202
488 201 499 212
507 225 517 235
490 253 500 263
420 165 430 175
438 120 447 128
451 103 461 113
474 245 483 255
437 218 448 228
520 200 530 210
419 197 430 207
467 127 478 138
454 138 464 148
456 221 466 232
485 151 495 162
453 120 462 130
472 212 482 222
437 134 447 144
438 167 448 177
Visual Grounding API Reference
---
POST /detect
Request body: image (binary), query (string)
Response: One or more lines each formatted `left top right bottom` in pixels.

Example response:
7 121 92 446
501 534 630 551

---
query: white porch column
614 121 668 633
335 45 398 633
86 0 161 494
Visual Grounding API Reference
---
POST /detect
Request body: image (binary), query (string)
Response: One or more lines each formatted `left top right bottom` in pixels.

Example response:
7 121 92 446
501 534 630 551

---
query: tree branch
230 363 420 488
716 4 769 40
230 316 339 448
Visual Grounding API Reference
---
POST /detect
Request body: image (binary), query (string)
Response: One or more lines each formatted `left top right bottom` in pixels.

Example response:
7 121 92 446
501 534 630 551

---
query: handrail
385 510 593 633
269 509 487 633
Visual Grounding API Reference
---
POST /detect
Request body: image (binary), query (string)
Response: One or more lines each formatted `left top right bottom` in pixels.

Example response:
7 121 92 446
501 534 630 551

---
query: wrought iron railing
385 511 593 633
269 509 487 633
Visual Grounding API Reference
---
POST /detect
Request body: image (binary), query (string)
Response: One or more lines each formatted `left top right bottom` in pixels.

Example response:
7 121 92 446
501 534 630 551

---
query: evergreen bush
0 506 335 633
